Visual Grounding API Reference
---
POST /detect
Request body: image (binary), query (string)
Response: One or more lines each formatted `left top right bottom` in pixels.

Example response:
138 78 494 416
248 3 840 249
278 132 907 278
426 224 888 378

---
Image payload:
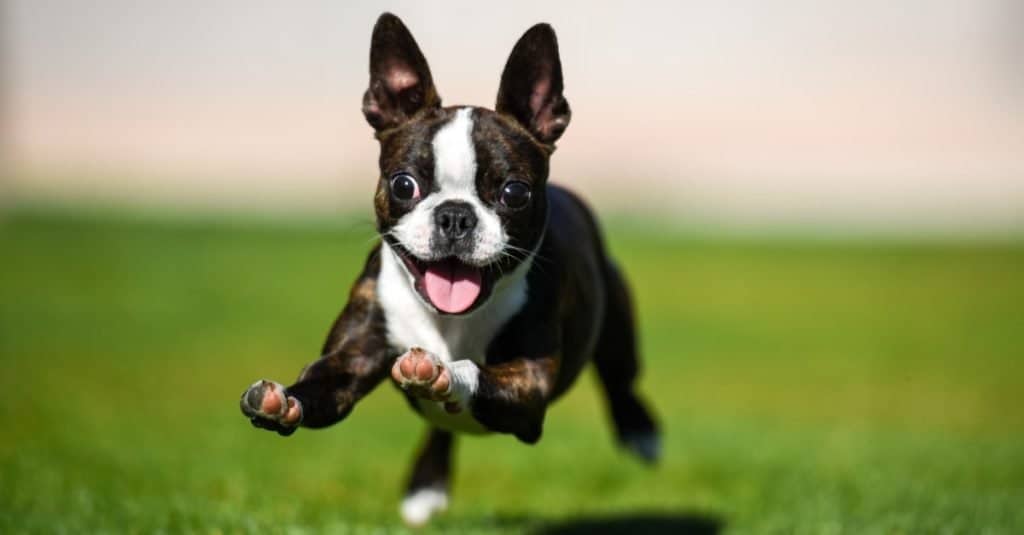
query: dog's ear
495 23 571 145
362 13 440 132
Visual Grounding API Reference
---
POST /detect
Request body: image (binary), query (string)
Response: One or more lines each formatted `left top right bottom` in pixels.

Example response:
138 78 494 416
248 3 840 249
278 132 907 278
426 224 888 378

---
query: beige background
3 0 1023 232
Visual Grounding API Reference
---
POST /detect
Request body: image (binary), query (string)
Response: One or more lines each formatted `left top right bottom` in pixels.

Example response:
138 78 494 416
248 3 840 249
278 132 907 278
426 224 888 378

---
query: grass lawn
1 207 1022 534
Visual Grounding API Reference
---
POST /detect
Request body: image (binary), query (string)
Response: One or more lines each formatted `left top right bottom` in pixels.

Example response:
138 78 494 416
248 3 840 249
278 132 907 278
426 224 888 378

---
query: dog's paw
621 431 662 465
391 348 462 411
240 379 302 435
400 485 449 527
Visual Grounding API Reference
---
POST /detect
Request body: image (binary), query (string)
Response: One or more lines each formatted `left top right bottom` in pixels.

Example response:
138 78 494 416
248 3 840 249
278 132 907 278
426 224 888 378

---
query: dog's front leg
240 257 391 435
240 342 393 435
392 348 557 444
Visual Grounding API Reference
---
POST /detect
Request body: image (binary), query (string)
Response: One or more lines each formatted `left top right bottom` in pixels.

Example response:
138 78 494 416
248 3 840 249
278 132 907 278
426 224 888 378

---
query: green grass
1 208 1022 534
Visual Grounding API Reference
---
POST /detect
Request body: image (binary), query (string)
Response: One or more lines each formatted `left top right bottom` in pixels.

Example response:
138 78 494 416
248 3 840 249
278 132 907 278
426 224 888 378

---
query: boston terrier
240 13 659 526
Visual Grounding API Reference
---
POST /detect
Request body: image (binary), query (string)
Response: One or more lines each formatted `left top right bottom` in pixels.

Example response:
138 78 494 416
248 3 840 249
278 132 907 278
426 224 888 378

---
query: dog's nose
434 201 477 241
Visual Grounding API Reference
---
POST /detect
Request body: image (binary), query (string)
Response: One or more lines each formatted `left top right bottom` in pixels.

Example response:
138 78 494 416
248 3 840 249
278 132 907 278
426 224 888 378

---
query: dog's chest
383 304 499 365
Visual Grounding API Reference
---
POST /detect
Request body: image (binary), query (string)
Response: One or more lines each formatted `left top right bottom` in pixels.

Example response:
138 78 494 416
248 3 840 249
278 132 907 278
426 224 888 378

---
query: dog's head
362 13 570 315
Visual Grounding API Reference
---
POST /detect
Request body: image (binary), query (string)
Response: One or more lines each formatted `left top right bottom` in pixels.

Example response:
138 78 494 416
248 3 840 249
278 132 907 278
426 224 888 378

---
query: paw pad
392 348 454 403
240 379 302 435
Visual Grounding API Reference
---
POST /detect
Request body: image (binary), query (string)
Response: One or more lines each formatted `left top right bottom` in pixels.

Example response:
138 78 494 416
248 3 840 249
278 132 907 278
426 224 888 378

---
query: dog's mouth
395 249 493 315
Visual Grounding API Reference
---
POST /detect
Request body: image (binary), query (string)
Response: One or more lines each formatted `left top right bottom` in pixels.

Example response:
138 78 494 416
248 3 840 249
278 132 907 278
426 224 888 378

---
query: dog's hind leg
400 428 454 526
592 261 661 464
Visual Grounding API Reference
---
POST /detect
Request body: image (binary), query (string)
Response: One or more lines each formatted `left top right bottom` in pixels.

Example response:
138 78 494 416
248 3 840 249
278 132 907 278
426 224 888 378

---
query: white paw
400 485 449 526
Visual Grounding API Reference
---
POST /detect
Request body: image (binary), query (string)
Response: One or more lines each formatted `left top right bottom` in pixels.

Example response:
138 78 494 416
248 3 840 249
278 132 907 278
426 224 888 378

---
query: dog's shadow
491 511 723 535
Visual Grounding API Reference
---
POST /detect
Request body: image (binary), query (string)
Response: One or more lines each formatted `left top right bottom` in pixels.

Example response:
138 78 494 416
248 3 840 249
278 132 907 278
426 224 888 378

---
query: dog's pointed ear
495 23 571 145
362 13 441 132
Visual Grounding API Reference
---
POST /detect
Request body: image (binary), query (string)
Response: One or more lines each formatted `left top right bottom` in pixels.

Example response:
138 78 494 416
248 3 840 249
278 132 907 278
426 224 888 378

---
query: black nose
434 201 477 241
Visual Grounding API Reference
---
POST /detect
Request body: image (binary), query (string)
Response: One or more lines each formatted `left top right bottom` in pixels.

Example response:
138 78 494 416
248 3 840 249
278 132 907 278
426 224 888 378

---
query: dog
240 13 659 526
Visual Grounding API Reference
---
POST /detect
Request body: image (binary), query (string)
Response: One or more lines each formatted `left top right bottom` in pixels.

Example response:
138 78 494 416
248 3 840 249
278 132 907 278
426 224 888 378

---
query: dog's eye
500 181 531 209
390 173 420 201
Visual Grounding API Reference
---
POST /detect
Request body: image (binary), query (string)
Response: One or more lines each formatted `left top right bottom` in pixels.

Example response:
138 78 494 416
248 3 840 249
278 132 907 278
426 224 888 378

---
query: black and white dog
240 13 659 526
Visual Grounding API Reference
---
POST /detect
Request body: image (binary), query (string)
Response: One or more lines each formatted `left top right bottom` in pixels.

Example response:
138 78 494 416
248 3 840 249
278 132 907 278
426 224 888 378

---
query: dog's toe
258 382 286 415
281 397 301 425
414 356 437 381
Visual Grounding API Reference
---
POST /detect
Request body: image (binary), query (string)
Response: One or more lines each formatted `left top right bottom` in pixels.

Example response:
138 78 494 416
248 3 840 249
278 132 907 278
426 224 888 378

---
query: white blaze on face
433 107 476 195
390 107 507 265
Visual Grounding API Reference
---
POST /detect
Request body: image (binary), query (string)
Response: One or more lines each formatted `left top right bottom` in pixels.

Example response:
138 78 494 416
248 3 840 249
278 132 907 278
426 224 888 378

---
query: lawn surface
1 208 1022 534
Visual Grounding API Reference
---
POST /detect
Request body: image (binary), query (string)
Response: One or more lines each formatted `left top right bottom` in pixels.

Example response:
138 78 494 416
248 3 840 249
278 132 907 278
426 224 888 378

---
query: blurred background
4 0 1023 232
1 1 1022 533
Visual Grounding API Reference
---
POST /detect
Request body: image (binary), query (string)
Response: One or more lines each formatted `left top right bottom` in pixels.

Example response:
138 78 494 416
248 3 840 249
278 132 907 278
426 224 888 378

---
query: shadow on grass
488 511 723 535
535 513 722 535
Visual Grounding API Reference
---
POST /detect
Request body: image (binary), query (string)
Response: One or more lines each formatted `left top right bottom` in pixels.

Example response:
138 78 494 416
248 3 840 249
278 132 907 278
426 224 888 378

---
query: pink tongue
423 260 483 314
